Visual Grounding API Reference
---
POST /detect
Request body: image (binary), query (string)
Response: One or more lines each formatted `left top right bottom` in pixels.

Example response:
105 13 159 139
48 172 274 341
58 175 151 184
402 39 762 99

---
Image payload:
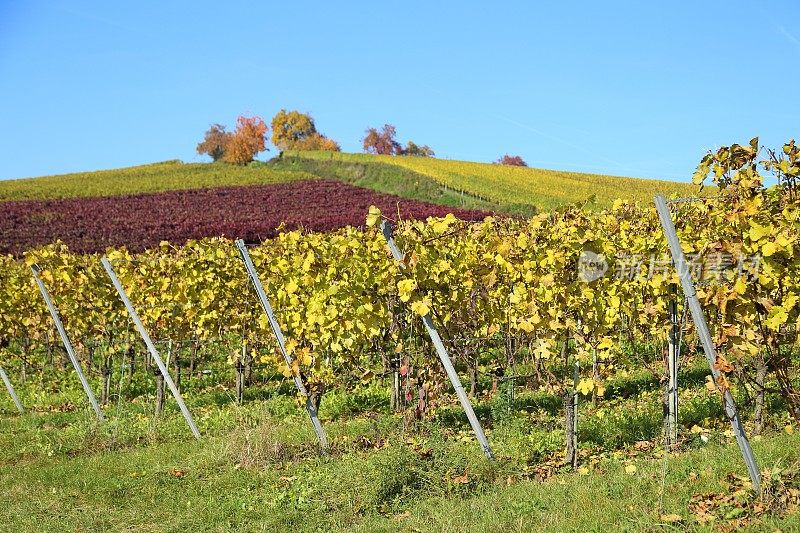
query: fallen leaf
452 470 469 484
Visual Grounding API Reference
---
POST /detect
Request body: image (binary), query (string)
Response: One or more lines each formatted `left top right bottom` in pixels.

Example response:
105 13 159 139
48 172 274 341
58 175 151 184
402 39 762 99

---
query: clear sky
0 0 797 181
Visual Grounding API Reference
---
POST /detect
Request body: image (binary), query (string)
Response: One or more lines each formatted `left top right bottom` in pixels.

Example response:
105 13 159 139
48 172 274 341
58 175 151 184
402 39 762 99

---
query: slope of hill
269 153 510 214
0 153 703 214
290 151 702 210
0 160 312 201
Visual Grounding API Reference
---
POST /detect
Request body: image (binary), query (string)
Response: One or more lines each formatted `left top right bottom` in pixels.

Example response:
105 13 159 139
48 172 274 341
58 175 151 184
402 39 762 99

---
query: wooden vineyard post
31 265 105 422
379 220 495 460
666 283 679 448
572 358 579 469
655 195 760 490
0 367 24 413
235 240 329 453
101 257 201 440
236 342 245 405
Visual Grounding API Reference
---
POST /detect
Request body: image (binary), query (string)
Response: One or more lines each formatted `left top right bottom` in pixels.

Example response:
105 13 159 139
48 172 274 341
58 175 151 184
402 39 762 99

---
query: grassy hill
291 151 702 211
0 160 313 202
0 153 703 213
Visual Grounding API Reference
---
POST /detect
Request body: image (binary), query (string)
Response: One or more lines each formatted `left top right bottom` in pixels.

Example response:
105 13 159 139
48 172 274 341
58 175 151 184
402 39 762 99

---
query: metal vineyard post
379 220 495 460
101 257 200 440
0 367 24 413
31 265 105 422
234 240 329 453
655 195 760 491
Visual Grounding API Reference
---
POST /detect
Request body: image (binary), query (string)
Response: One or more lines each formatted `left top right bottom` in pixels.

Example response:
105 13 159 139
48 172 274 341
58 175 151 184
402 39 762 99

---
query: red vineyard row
0 180 492 255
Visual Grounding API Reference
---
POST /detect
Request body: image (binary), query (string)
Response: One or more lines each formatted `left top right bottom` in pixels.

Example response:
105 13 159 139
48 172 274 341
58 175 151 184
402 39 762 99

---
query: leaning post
0 367 24 413
654 195 760 490
101 257 200 440
31 265 104 422
379 220 495 460
235 240 329 452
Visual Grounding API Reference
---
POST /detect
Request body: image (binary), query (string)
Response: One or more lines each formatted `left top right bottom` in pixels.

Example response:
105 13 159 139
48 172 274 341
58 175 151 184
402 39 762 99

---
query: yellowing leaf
576 378 594 396
748 221 772 242
366 206 382 227
624 464 637 474
761 241 778 257
397 279 417 302
411 300 430 317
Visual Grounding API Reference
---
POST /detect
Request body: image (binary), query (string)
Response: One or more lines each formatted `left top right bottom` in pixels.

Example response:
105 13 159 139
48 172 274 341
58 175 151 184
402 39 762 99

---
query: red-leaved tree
362 124 401 155
496 154 527 166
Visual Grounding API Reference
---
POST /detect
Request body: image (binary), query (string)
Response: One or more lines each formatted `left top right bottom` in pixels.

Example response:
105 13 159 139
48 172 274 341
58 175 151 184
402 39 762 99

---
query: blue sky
0 0 797 181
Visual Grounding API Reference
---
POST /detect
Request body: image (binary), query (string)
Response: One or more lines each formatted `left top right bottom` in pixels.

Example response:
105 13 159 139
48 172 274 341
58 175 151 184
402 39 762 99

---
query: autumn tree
222 115 269 165
496 154 527 166
362 124 401 155
271 110 317 151
293 133 340 151
271 109 341 152
196 124 233 162
401 141 434 157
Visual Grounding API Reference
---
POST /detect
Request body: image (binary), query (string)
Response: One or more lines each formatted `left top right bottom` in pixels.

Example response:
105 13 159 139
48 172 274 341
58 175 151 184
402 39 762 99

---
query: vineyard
293 151 704 210
0 152 701 216
2 140 800 530
0 180 489 255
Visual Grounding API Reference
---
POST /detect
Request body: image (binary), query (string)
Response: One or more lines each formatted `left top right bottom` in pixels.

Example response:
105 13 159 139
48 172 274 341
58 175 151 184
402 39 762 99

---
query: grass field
292 151 703 211
1 357 799 531
0 160 313 202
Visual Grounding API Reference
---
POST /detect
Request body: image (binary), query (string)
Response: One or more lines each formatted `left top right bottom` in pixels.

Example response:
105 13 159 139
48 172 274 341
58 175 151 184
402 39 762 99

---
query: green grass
0 160 313 201
1 360 799 531
293 151 704 211
270 153 525 215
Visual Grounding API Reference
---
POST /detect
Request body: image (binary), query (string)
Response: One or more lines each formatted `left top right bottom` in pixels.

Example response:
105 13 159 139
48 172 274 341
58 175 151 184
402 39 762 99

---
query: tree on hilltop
401 141 434 157
196 124 233 162
496 154 527 166
222 116 269 165
362 124 401 155
271 109 341 152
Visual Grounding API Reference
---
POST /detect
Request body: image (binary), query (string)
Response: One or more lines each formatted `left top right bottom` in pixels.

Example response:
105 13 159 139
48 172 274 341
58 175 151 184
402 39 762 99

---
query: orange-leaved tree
223 115 268 165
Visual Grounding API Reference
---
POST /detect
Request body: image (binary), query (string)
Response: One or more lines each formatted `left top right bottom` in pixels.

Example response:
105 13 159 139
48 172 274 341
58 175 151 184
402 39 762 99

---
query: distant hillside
290 151 703 211
0 161 312 201
0 153 703 213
